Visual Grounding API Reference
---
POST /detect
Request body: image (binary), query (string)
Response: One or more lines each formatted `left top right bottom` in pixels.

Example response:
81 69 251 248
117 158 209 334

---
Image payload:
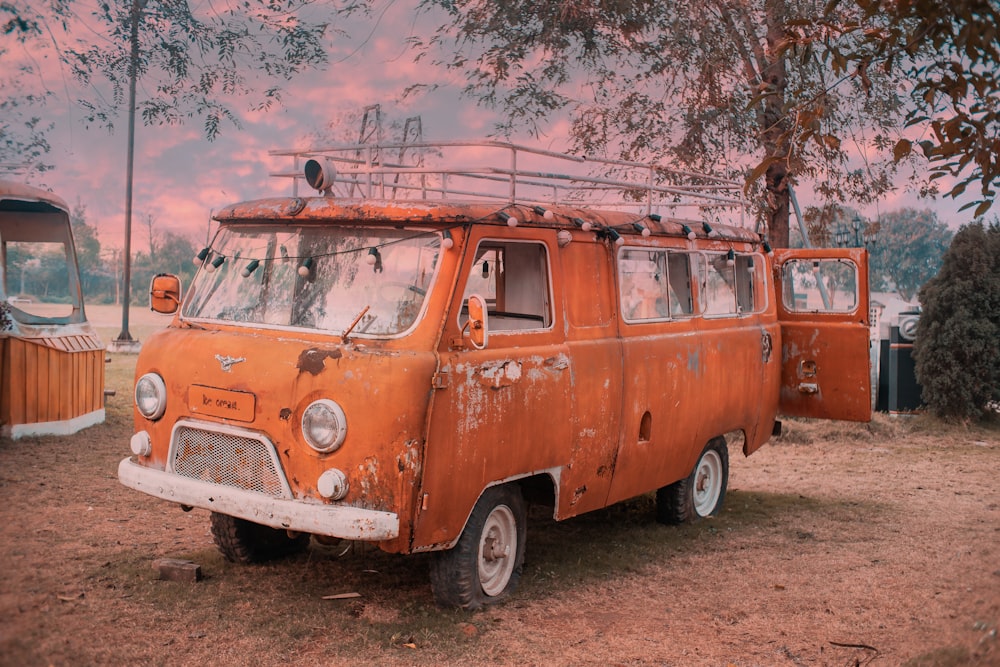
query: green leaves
58 0 335 140
914 221 1000 421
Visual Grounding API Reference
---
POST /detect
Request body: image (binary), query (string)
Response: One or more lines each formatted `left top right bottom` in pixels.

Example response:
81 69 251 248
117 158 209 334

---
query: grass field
1 310 997 666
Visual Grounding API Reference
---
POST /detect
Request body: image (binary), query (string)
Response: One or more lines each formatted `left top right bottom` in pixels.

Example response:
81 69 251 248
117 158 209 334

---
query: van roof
215 140 763 245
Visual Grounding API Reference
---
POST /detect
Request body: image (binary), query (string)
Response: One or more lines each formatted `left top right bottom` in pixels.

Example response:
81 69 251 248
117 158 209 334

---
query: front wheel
429 484 526 610
656 437 729 525
209 512 310 564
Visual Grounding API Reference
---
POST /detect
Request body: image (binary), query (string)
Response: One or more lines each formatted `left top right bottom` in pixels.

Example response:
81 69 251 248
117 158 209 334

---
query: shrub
913 221 1000 421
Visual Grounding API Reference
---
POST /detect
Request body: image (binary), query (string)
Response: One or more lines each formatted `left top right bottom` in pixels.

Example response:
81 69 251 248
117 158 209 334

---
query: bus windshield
183 225 441 336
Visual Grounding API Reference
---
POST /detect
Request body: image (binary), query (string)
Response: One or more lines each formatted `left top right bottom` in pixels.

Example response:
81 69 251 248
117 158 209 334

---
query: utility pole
108 0 147 353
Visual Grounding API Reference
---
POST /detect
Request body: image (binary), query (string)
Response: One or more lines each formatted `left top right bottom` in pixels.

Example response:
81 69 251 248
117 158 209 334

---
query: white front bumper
117 457 399 541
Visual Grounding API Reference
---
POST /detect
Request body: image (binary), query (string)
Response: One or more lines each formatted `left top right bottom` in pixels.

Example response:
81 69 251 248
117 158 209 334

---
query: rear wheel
209 512 310 564
656 437 729 525
429 484 526 610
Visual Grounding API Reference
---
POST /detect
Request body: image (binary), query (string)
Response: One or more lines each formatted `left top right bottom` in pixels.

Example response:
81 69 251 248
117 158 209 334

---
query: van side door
774 248 872 422
413 230 572 550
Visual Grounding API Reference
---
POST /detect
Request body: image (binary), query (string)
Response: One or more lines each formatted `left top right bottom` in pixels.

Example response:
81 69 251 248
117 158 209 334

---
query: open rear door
774 248 872 422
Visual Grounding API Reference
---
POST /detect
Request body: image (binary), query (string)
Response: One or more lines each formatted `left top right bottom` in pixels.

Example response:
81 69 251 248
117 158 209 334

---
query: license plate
188 385 256 422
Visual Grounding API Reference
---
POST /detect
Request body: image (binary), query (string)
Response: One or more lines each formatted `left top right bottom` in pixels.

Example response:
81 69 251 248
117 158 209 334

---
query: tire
656 437 729 525
209 512 310 564
429 484 527 610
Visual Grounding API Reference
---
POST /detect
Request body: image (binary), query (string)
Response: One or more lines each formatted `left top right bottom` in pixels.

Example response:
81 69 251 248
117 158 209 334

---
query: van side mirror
466 294 488 349
149 273 182 314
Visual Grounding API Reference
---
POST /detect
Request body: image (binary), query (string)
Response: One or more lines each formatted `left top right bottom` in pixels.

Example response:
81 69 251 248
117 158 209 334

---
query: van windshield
183 225 441 336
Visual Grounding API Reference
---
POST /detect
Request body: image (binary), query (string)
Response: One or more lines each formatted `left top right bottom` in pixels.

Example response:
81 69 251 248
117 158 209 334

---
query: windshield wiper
341 305 370 343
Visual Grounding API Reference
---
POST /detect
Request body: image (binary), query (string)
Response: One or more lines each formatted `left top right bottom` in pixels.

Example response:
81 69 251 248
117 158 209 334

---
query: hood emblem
215 354 246 372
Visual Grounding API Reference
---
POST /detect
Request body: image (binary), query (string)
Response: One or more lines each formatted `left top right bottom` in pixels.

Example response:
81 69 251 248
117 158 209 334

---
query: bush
913 221 1000 421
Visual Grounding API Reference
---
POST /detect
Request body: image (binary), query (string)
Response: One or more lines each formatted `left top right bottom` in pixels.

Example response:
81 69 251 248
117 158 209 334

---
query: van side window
619 249 696 321
703 253 738 316
667 252 695 316
735 254 761 313
461 241 552 330
619 249 670 321
782 258 859 312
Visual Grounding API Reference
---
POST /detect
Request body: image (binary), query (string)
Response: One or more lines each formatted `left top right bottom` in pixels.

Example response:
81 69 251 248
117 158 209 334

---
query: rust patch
279 408 292 421
296 348 342 376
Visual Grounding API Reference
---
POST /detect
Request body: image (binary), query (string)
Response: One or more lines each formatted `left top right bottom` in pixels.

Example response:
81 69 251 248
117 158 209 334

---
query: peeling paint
477 359 522 389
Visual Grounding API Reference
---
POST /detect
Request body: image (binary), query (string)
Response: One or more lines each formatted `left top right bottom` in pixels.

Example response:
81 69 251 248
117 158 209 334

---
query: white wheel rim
478 504 517 597
692 450 723 517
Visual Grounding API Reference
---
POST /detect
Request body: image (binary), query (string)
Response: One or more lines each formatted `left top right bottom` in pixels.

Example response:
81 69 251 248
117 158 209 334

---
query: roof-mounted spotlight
304 158 338 195
572 217 593 232
532 205 555 221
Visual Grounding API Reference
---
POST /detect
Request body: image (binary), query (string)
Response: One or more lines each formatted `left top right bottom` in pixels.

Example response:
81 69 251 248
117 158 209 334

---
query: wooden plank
93 351 105 412
52 347 65 421
0 338 8 424
23 340 37 424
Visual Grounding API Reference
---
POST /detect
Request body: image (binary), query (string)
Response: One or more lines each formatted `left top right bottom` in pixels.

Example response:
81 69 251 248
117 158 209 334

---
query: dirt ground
1 314 998 666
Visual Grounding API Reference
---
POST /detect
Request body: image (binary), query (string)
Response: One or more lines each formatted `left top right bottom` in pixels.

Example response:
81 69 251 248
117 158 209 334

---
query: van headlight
301 399 347 453
135 373 167 420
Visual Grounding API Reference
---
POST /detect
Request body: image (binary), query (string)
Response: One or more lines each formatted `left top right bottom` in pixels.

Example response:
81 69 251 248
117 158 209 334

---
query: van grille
171 425 288 498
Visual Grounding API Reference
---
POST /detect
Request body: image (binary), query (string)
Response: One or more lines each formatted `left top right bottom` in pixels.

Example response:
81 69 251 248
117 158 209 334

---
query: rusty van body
1 181 105 439
118 141 870 608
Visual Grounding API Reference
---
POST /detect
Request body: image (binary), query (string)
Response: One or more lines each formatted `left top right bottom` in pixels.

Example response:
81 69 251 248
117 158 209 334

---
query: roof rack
270 140 748 227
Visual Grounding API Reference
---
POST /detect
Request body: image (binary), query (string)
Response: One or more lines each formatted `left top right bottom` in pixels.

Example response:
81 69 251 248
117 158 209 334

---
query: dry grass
1 320 998 666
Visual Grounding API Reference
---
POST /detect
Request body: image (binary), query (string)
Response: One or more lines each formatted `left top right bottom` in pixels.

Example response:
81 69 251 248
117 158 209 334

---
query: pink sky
8 0 979 253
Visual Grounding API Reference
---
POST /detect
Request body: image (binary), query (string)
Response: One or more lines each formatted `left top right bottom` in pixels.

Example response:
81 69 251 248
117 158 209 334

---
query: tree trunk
762 0 792 248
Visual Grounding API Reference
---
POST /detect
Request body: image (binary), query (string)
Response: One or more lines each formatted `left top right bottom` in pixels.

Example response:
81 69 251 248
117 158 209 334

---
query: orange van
118 142 871 608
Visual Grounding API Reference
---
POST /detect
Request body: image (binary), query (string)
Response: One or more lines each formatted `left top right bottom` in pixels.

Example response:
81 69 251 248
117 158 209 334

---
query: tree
913 221 1000 421
411 0 912 247
798 0 1000 217
129 229 197 305
0 4 54 175
4 0 333 140
868 208 952 301
70 200 105 296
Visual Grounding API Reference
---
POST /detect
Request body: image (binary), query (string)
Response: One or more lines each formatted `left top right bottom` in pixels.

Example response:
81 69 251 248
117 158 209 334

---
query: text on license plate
188 385 256 422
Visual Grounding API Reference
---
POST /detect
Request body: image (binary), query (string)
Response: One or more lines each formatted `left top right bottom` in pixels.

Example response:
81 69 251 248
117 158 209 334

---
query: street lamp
835 214 878 250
